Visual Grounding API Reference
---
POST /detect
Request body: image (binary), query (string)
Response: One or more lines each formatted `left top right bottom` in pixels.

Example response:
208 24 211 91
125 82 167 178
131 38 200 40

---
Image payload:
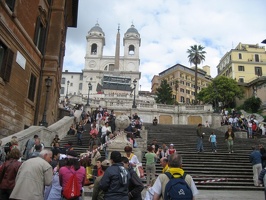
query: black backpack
164 172 193 200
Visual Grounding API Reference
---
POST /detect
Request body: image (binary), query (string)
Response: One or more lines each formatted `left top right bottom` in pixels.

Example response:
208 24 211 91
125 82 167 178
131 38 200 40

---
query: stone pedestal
211 113 222 128
107 113 143 162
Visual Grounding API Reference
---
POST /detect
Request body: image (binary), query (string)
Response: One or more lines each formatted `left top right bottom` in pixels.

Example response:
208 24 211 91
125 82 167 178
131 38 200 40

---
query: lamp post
86 82 92 106
39 76 52 127
132 79 137 108
65 80 70 98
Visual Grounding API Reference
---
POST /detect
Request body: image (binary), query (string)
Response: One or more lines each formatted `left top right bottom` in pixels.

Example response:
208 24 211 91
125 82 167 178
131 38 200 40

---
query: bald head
160 157 168 168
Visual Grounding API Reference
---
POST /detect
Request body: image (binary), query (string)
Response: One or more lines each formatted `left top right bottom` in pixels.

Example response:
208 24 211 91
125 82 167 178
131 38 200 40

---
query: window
229 67 232 73
255 67 262 76
34 16 46 54
70 83 73 86
60 87 65 94
238 66 245 71
186 82 190 86
0 41 14 82
255 54 259 62
6 0 16 12
238 53 242 59
28 74 37 102
79 83 82 90
180 96 185 103
61 77 66 84
186 98 190 103
238 77 244 83
91 43 97 54
129 45 135 55
79 74 83 80
180 88 184 93
186 90 190 94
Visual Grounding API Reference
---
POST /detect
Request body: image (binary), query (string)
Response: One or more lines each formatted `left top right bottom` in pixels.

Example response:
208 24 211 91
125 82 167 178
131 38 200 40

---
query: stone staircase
59 123 265 191
144 123 264 190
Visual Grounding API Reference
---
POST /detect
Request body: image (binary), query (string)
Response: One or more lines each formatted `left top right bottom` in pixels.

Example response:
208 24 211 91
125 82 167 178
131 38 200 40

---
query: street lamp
65 80 70 98
39 76 52 127
86 82 92 106
132 79 137 108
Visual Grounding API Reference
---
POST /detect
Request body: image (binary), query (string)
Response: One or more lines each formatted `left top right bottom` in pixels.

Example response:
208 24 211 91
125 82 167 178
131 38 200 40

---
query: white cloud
64 0 266 91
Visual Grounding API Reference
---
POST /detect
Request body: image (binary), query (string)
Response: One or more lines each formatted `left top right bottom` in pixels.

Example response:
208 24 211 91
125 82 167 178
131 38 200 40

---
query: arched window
129 45 135 55
91 43 97 55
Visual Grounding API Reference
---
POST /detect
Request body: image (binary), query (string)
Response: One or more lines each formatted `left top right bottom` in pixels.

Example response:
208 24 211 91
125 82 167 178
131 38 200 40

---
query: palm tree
187 45 206 104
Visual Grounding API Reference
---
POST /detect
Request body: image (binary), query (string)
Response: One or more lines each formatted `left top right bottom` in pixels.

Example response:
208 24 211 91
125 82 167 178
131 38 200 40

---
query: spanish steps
59 122 264 191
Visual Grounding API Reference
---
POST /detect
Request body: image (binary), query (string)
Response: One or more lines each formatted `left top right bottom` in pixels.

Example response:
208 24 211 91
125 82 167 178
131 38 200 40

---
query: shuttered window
28 74 37 102
0 41 14 82
34 17 46 54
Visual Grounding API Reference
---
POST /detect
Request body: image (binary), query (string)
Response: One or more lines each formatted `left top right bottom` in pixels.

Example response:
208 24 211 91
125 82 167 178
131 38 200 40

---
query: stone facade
0 1 78 136
60 24 142 100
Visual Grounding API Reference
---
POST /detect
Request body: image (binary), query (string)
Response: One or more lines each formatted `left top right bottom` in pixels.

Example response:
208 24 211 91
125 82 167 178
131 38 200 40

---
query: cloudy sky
63 0 266 91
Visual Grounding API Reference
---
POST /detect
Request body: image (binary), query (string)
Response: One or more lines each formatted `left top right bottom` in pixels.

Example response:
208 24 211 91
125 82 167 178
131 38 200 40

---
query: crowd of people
2 105 266 199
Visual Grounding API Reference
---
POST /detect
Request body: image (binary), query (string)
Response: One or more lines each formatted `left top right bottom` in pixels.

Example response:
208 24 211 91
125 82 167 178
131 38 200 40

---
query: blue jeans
211 142 217 151
197 137 204 152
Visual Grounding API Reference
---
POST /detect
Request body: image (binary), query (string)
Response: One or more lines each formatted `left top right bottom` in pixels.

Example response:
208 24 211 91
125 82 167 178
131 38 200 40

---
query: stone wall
1 116 74 153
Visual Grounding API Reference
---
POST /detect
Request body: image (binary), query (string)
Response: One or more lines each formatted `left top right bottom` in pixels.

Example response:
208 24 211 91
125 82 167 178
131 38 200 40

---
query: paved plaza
83 188 264 200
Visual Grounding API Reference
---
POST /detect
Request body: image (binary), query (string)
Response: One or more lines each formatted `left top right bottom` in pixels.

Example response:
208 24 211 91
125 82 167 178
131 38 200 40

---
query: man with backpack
152 153 198 200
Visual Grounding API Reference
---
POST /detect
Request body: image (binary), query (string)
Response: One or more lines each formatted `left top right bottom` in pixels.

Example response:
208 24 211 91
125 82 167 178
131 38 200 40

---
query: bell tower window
91 43 97 55
129 45 135 55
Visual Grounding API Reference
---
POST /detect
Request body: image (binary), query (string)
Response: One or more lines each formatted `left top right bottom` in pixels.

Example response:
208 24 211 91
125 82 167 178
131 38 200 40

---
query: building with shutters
0 0 78 137
216 43 266 106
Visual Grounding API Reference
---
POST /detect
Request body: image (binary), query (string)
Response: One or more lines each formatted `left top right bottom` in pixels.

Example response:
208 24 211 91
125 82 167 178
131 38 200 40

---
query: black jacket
128 167 144 200
99 163 130 200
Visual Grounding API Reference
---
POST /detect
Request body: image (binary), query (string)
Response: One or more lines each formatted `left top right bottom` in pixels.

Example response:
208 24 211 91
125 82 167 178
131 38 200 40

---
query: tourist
145 146 157 187
258 168 266 198
76 121 85 145
91 159 110 200
151 153 198 199
23 135 38 160
209 131 217 153
99 151 130 200
225 126 235 153
166 144 176 157
153 117 158 126
0 140 6 165
121 156 144 200
0 148 21 200
124 146 140 167
10 149 53 200
89 125 100 151
259 144 266 168
59 150 86 199
159 157 169 173
101 122 112 144
249 146 262 186
44 159 66 200
51 135 60 147
196 123 204 153
67 124 76 135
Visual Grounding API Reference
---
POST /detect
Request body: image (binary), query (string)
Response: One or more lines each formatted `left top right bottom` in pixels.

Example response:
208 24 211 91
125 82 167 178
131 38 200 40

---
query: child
209 132 217 153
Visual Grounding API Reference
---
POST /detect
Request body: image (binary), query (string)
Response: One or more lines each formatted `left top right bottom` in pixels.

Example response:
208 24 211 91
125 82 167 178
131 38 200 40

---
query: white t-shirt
152 173 199 197
129 154 140 165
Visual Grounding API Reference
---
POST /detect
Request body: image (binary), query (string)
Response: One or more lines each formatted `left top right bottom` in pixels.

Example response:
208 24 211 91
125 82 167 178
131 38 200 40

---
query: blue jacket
249 150 262 165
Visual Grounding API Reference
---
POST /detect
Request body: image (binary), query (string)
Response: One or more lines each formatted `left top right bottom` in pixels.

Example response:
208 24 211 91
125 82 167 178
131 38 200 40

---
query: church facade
61 23 141 99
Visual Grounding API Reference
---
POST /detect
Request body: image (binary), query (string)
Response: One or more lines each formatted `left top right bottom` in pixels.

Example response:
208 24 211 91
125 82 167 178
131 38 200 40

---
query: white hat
170 143 174 146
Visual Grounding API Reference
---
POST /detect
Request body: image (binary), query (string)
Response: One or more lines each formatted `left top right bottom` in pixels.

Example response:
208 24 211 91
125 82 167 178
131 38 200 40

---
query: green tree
243 96 262 113
155 79 174 105
187 45 206 104
197 76 244 108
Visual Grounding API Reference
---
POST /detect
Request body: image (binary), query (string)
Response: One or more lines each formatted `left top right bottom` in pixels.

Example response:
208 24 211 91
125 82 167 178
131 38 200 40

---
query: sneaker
215 150 217 153
231 151 234 153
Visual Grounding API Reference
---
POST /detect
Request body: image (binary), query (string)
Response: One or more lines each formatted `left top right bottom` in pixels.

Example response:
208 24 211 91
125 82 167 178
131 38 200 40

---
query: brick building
0 0 78 136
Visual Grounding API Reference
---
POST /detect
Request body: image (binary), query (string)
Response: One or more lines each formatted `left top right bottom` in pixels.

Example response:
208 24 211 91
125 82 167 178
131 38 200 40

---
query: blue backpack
164 172 193 200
